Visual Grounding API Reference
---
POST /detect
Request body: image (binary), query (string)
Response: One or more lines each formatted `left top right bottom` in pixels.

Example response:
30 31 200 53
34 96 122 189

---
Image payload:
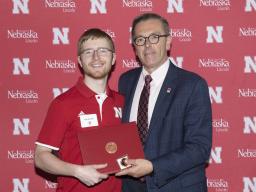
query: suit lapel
123 68 142 122
146 62 179 142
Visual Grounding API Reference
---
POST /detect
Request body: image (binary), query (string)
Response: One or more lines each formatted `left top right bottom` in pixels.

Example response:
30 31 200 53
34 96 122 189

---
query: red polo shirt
36 77 124 192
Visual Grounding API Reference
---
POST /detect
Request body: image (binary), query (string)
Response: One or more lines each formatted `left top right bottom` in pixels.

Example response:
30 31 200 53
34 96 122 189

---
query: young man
35 28 123 192
117 13 212 192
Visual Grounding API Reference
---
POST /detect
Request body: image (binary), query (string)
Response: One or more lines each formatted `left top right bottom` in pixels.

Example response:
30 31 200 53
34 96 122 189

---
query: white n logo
243 116 256 134
170 56 183 68
244 56 256 73
52 28 69 45
13 118 30 135
167 0 184 13
209 86 223 104
13 58 30 75
13 178 29 192
52 88 69 98
245 0 256 12
243 177 256 192
90 0 107 14
209 147 222 164
12 0 29 14
206 26 223 43
113 107 122 118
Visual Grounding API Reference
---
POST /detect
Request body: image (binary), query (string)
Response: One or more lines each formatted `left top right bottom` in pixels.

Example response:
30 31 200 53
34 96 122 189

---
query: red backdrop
1 1 256 191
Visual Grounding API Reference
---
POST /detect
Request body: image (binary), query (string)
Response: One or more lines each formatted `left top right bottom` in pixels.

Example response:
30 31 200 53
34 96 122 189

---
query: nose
92 50 99 59
145 37 151 47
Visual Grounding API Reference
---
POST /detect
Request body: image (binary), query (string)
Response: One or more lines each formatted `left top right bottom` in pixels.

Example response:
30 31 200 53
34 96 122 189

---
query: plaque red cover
77 122 144 174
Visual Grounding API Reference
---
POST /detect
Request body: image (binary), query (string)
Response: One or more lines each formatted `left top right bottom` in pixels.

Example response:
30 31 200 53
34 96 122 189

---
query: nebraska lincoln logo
167 0 184 13
7 29 38 43
13 118 30 135
122 0 153 12
244 56 256 73
210 147 222 164
243 116 256 134
198 58 230 72
245 0 256 12
113 107 122 118
44 0 76 12
206 26 223 43
8 149 34 164
239 88 256 98
8 89 39 103
13 178 30 192
170 28 192 42
52 27 69 45
45 59 76 73
199 0 231 11
207 178 229 191
90 0 107 14
12 0 29 14
238 149 256 158
122 58 140 68
239 27 256 37
243 177 256 192
13 58 30 75
212 118 229 132
209 86 223 104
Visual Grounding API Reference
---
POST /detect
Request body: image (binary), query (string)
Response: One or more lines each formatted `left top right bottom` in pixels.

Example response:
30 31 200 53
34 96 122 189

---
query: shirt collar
142 59 169 86
75 77 113 98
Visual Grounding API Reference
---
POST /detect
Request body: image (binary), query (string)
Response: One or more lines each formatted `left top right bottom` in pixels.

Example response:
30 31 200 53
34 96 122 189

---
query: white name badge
79 114 98 128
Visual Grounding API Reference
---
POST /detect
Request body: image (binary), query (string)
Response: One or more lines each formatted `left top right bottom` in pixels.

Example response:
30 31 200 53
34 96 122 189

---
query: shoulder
110 89 124 103
118 67 141 94
175 65 208 86
51 86 78 105
119 67 141 90
119 67 142 81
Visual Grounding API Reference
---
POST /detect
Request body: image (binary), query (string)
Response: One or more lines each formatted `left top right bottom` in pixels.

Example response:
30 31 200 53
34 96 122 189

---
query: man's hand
74 164 109 186
115 159 153 178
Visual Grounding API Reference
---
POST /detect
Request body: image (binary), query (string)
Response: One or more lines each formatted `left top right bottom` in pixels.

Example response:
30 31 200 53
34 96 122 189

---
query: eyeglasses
80 47 113 58
133 34 169 46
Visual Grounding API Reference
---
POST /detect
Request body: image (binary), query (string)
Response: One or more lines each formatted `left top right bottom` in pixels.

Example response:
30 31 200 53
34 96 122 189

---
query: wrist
71 164 80 178
149 161 153 174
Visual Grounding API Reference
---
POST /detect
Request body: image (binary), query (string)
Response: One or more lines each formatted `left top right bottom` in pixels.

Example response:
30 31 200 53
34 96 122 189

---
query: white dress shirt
129 59 170 127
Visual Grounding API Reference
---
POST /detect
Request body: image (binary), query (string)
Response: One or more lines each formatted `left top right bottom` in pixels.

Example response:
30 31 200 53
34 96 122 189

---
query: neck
144 57 169 74
83 76 108 94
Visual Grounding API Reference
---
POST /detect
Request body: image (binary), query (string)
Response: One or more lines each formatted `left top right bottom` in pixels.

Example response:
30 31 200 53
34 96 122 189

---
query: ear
111 53 116 66
134 47 139 57
77 56 83 68
166 36 172 50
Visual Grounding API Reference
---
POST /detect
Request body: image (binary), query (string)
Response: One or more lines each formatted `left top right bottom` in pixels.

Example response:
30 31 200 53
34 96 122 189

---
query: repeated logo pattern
1 1 255 191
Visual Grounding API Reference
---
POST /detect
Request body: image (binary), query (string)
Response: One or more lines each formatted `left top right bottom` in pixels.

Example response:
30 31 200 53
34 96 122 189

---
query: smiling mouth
91 63 104 68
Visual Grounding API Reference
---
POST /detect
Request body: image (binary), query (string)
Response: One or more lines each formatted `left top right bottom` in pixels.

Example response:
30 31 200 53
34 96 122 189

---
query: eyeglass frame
133 33 170 46
80 47 114 58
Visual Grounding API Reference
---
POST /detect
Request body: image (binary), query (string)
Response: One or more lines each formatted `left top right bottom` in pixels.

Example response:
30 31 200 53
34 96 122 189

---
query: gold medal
105 142 117 154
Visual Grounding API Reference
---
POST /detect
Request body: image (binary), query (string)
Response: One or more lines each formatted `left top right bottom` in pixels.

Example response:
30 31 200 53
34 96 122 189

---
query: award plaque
77 122 144 174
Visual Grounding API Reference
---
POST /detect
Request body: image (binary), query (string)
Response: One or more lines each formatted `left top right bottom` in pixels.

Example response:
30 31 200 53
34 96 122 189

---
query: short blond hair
77 28 115 56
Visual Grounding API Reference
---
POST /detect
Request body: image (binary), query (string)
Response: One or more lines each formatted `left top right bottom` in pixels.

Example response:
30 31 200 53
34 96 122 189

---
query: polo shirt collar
75 77 113 98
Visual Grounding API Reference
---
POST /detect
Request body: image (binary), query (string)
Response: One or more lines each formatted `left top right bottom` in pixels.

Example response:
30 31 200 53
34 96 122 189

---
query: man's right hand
74 164 109 186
